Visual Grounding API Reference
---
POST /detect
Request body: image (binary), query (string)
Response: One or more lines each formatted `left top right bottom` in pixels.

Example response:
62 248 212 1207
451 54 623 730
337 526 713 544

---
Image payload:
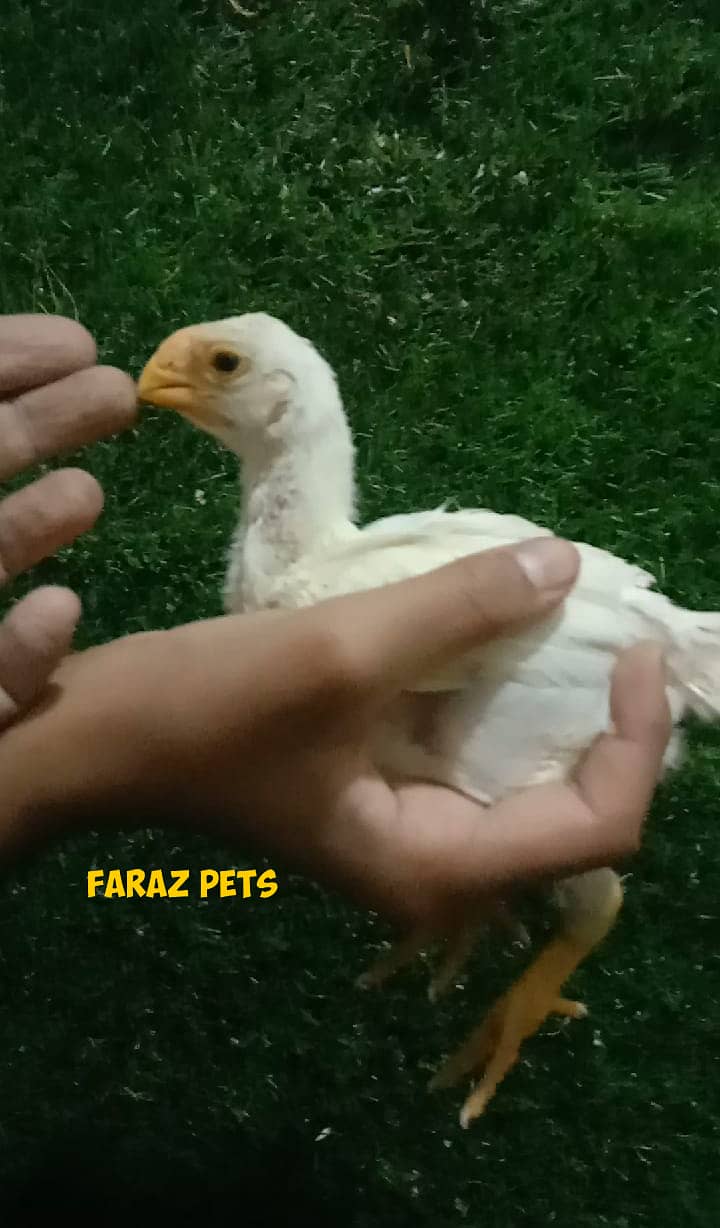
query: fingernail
512 537 579 591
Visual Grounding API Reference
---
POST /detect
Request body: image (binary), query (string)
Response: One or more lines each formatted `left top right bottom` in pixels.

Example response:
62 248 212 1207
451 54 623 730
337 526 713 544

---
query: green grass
1 0 720 1222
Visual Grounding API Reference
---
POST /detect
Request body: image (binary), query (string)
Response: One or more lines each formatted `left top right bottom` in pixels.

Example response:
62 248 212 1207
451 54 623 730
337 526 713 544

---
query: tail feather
624 589 720 720
667 613 720 720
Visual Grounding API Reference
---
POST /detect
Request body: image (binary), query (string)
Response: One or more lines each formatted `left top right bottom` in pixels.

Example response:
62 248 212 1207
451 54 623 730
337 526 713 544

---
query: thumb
331 536 580 693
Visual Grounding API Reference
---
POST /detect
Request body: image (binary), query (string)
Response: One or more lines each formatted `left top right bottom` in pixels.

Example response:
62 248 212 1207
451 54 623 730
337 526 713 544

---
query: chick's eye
213 351 241 373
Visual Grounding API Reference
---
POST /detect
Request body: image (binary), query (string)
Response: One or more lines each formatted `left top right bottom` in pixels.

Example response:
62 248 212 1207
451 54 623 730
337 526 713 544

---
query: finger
326 537 580 693
0 586 81 726
0 365 138 479
0 315 96 397
427 642 670 893
572 641 671 830
445 642 670 887
336 643 670 924
0 468 104 581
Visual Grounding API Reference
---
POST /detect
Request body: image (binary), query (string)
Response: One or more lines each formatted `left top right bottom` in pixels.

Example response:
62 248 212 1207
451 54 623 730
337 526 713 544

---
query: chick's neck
235 406 358 586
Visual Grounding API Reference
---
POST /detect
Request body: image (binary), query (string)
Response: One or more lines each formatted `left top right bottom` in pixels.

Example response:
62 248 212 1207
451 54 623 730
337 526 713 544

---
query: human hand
0 314 136 724
1 537 670 926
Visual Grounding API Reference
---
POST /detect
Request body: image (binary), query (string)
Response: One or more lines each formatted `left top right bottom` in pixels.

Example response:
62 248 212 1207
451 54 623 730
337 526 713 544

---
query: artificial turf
1 0 720 1223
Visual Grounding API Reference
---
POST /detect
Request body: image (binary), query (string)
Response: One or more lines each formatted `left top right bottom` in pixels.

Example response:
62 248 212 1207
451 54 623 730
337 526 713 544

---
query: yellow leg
428 918 481 1003
357 898 527 997
429 868 622 1127
355 925 433 990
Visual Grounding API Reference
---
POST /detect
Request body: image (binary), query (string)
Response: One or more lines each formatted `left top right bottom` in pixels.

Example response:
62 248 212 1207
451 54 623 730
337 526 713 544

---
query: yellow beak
137 353 197 413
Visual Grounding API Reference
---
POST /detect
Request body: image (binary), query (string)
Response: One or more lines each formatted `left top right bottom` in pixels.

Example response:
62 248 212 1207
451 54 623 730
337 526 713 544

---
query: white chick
138 312 720 1125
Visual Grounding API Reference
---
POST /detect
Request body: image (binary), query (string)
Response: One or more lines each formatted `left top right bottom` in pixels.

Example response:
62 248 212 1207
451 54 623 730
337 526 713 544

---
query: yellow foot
553 996 588 1021
429 936 589 1127
428 903 530 1004
427 920 480 1003
355 926 432 991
